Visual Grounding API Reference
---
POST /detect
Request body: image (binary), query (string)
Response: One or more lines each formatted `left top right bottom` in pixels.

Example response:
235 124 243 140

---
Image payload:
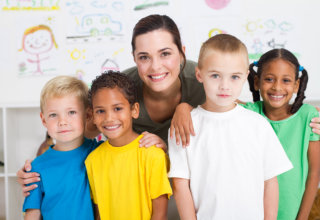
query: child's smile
255 59 299 115
92 87 139 147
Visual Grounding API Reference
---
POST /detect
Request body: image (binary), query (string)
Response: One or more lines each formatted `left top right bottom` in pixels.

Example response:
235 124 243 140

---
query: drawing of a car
79 14 122 37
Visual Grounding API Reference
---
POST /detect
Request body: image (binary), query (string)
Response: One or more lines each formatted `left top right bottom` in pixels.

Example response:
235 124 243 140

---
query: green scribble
134 1 168 10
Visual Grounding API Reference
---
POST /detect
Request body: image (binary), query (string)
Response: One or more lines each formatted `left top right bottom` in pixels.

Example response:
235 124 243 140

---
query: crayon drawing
18 25 59 76
1 0 61 11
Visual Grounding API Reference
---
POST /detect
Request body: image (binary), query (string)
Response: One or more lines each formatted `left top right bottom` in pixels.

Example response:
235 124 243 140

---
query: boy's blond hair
198 34 249 69
40 76 89 112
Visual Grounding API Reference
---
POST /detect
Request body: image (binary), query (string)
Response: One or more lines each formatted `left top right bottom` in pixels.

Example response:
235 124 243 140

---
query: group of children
22 33 319 220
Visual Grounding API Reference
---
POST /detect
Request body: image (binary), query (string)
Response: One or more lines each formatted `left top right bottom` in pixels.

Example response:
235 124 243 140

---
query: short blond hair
40 76 89 112
198 34 248 69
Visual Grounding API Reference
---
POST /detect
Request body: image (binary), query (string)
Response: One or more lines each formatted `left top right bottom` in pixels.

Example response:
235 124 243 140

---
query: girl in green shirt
246 48 320 220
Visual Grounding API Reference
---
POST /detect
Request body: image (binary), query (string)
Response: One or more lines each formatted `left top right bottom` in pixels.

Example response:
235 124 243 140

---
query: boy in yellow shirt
85 71 172 220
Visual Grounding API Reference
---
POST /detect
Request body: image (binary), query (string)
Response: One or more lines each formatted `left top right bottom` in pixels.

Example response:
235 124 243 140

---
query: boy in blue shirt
23 76 99 220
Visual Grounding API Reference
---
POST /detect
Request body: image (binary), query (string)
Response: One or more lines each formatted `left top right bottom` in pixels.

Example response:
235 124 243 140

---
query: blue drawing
91 0 108 8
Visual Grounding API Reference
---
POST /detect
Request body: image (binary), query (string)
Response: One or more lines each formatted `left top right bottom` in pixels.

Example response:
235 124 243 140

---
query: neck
54 136 84 151
143 78 181 101
264 104 292 121
108 130 139 147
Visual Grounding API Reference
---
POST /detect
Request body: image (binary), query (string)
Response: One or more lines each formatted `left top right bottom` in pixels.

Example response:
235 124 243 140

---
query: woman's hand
139 131 167 152
170 103 194 148
310 107 320 135
16 159 40 197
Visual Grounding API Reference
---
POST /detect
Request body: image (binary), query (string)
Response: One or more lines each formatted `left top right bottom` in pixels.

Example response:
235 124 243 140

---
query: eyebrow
136 47 172 56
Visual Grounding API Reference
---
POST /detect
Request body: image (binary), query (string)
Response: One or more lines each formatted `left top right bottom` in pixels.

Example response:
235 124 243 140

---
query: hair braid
291 69 308 114
248 63 260 102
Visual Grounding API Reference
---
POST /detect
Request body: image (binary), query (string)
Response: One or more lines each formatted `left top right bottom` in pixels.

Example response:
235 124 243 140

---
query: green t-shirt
123 60 205 143
243 101 320 220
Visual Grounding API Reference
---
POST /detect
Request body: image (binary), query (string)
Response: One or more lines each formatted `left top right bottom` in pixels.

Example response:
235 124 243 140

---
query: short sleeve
149 149 172 200
85 157 97 204
22 170 43 212
262 121 293 180
167 129 190 179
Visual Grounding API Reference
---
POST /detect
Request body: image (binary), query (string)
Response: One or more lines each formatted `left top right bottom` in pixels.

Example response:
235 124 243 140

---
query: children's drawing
242 18 297 60
133 0 169 11
66 1 125 43
208 28 226 38
205 0 231 10
1 0 61 11
18 25 58 76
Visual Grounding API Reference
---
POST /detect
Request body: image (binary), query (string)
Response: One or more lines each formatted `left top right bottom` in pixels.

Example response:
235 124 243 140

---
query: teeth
271 95 284 98
150 74 166 79
105 125 119 129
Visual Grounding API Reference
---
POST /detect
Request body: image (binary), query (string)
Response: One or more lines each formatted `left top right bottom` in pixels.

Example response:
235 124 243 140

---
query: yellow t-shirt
85 135 172 220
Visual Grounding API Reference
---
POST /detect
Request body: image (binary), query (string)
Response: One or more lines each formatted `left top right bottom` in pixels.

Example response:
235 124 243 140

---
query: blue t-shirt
23 138 101 220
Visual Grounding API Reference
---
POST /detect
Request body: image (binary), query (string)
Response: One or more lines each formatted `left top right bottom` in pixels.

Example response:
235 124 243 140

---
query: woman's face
133 29 183 93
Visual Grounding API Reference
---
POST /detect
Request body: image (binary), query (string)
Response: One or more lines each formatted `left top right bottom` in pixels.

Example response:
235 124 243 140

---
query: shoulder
31 149 53 171
237 105 270 125
86 141 107 162
142 146 166 161
298 103 319 114
180 60 197 79
122 66 139 79
241 101 264 113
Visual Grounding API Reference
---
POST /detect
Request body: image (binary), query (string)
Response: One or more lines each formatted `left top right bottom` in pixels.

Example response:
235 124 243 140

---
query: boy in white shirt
168 34 293 220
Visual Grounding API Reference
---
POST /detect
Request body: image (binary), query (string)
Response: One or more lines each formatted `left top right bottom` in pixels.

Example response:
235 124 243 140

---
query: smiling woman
123 14 205 145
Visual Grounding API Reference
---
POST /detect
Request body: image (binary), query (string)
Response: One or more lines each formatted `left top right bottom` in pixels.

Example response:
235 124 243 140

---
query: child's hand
170 102 194 148
16 159 40 197
139 131 167 152
310 107 320 135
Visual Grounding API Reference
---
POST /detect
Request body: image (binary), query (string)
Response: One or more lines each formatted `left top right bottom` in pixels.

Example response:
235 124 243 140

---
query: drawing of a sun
68 48 86 61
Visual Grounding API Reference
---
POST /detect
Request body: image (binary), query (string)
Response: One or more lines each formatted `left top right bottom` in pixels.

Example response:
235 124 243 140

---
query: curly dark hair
89 70 137 106
248 48 308 114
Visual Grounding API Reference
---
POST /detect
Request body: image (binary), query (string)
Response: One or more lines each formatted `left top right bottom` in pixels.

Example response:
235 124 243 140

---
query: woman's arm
296 141 320 220
264 176 279 220
151 194 168 220
16 160 40 196
310 107 320 135
172 178 197 220
170 103 195 148
24 209 41 220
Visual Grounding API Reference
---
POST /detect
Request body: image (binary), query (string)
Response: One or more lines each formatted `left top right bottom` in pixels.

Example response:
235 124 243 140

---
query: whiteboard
0 0 319 104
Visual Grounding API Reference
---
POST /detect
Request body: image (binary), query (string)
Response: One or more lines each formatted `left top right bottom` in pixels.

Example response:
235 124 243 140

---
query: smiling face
196 51 248 112
133 29 183 93
40 95 86 151
23 29 54 55
92 87 139 147
254 58 299 113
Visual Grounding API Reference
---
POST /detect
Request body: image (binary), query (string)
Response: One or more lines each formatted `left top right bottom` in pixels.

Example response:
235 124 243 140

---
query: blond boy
23 76 99 220
168 34 293 220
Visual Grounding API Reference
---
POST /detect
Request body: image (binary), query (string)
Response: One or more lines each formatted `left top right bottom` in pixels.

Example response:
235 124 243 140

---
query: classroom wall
0 0 320 105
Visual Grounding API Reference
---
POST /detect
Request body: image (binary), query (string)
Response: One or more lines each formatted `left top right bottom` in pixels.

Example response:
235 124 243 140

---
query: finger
316 107 320 112
22 184 38 194
22 176 41 185
179 126 187 148
139 136 157 147
24 159 33 172
312 128 320 135
174 127 181 146
311 117 320 123
23 192 30 197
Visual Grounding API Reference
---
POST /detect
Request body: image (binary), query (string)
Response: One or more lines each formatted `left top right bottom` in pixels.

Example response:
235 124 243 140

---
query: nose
58 116 68 126
219 77 230 91
272 80 282 90
151 57 161 72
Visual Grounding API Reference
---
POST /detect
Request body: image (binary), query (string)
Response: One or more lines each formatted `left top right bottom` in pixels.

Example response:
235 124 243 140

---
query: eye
69 110 76 115
283 78 292 83
264 77 273 82
211 74 219 79
161 51 171 57
95 109 104 114
49 113 57 118
232 75 240 80
114 107 122 112
138 55 149 61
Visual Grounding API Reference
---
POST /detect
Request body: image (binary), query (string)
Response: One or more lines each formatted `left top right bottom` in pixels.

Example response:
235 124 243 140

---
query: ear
132 52 137 63
131 102 140 119
195 66 203 83
86 107 93 120
253 75 260 91
294 79 300 93
40 112 47 128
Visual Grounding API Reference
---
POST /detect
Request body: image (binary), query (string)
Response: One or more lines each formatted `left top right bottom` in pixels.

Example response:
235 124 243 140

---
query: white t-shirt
168 105 293 220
